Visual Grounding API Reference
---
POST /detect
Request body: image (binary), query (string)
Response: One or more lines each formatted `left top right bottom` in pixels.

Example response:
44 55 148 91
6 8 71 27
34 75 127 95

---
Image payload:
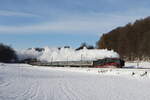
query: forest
97 16 150 61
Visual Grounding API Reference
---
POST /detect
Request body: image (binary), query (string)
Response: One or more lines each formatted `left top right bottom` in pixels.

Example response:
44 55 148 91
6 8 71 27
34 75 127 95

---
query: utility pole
137 58 140 68
67 56 68 66
81 54 83 61
51 57 53 65
81 54 83 67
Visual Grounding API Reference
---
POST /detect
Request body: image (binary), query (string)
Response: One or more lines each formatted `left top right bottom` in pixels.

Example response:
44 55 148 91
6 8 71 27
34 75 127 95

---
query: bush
0 43 17 63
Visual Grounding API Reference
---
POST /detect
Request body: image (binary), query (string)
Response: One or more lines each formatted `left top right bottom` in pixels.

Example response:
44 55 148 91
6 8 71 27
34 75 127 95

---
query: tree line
97 16 150 61
0 43 17 63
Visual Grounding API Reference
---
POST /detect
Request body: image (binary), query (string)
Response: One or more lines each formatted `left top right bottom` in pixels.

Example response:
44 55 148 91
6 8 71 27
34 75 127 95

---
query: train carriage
27 57 124 68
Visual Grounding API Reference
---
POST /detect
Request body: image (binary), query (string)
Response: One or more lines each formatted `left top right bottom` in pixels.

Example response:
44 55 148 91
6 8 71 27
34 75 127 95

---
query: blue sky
0 0 150 49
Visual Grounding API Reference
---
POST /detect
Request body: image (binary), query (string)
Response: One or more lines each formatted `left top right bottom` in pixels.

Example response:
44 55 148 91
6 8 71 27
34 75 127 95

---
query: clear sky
0 0 150 49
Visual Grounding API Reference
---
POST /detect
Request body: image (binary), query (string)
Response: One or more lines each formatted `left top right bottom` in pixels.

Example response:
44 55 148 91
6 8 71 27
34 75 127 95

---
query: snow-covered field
125 61 150 68
1 63 150 100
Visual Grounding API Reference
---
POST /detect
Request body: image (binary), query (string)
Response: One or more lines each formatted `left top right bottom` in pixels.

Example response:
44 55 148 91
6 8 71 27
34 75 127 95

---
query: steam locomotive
26 58 124 68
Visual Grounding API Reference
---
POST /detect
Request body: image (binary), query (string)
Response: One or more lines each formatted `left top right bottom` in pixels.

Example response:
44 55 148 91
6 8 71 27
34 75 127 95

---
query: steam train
27 58 124 68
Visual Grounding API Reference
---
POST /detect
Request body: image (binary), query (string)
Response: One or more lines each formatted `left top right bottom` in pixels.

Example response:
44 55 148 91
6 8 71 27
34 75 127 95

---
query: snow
1 63 150 100
16 47 119 62
125 61 150 68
